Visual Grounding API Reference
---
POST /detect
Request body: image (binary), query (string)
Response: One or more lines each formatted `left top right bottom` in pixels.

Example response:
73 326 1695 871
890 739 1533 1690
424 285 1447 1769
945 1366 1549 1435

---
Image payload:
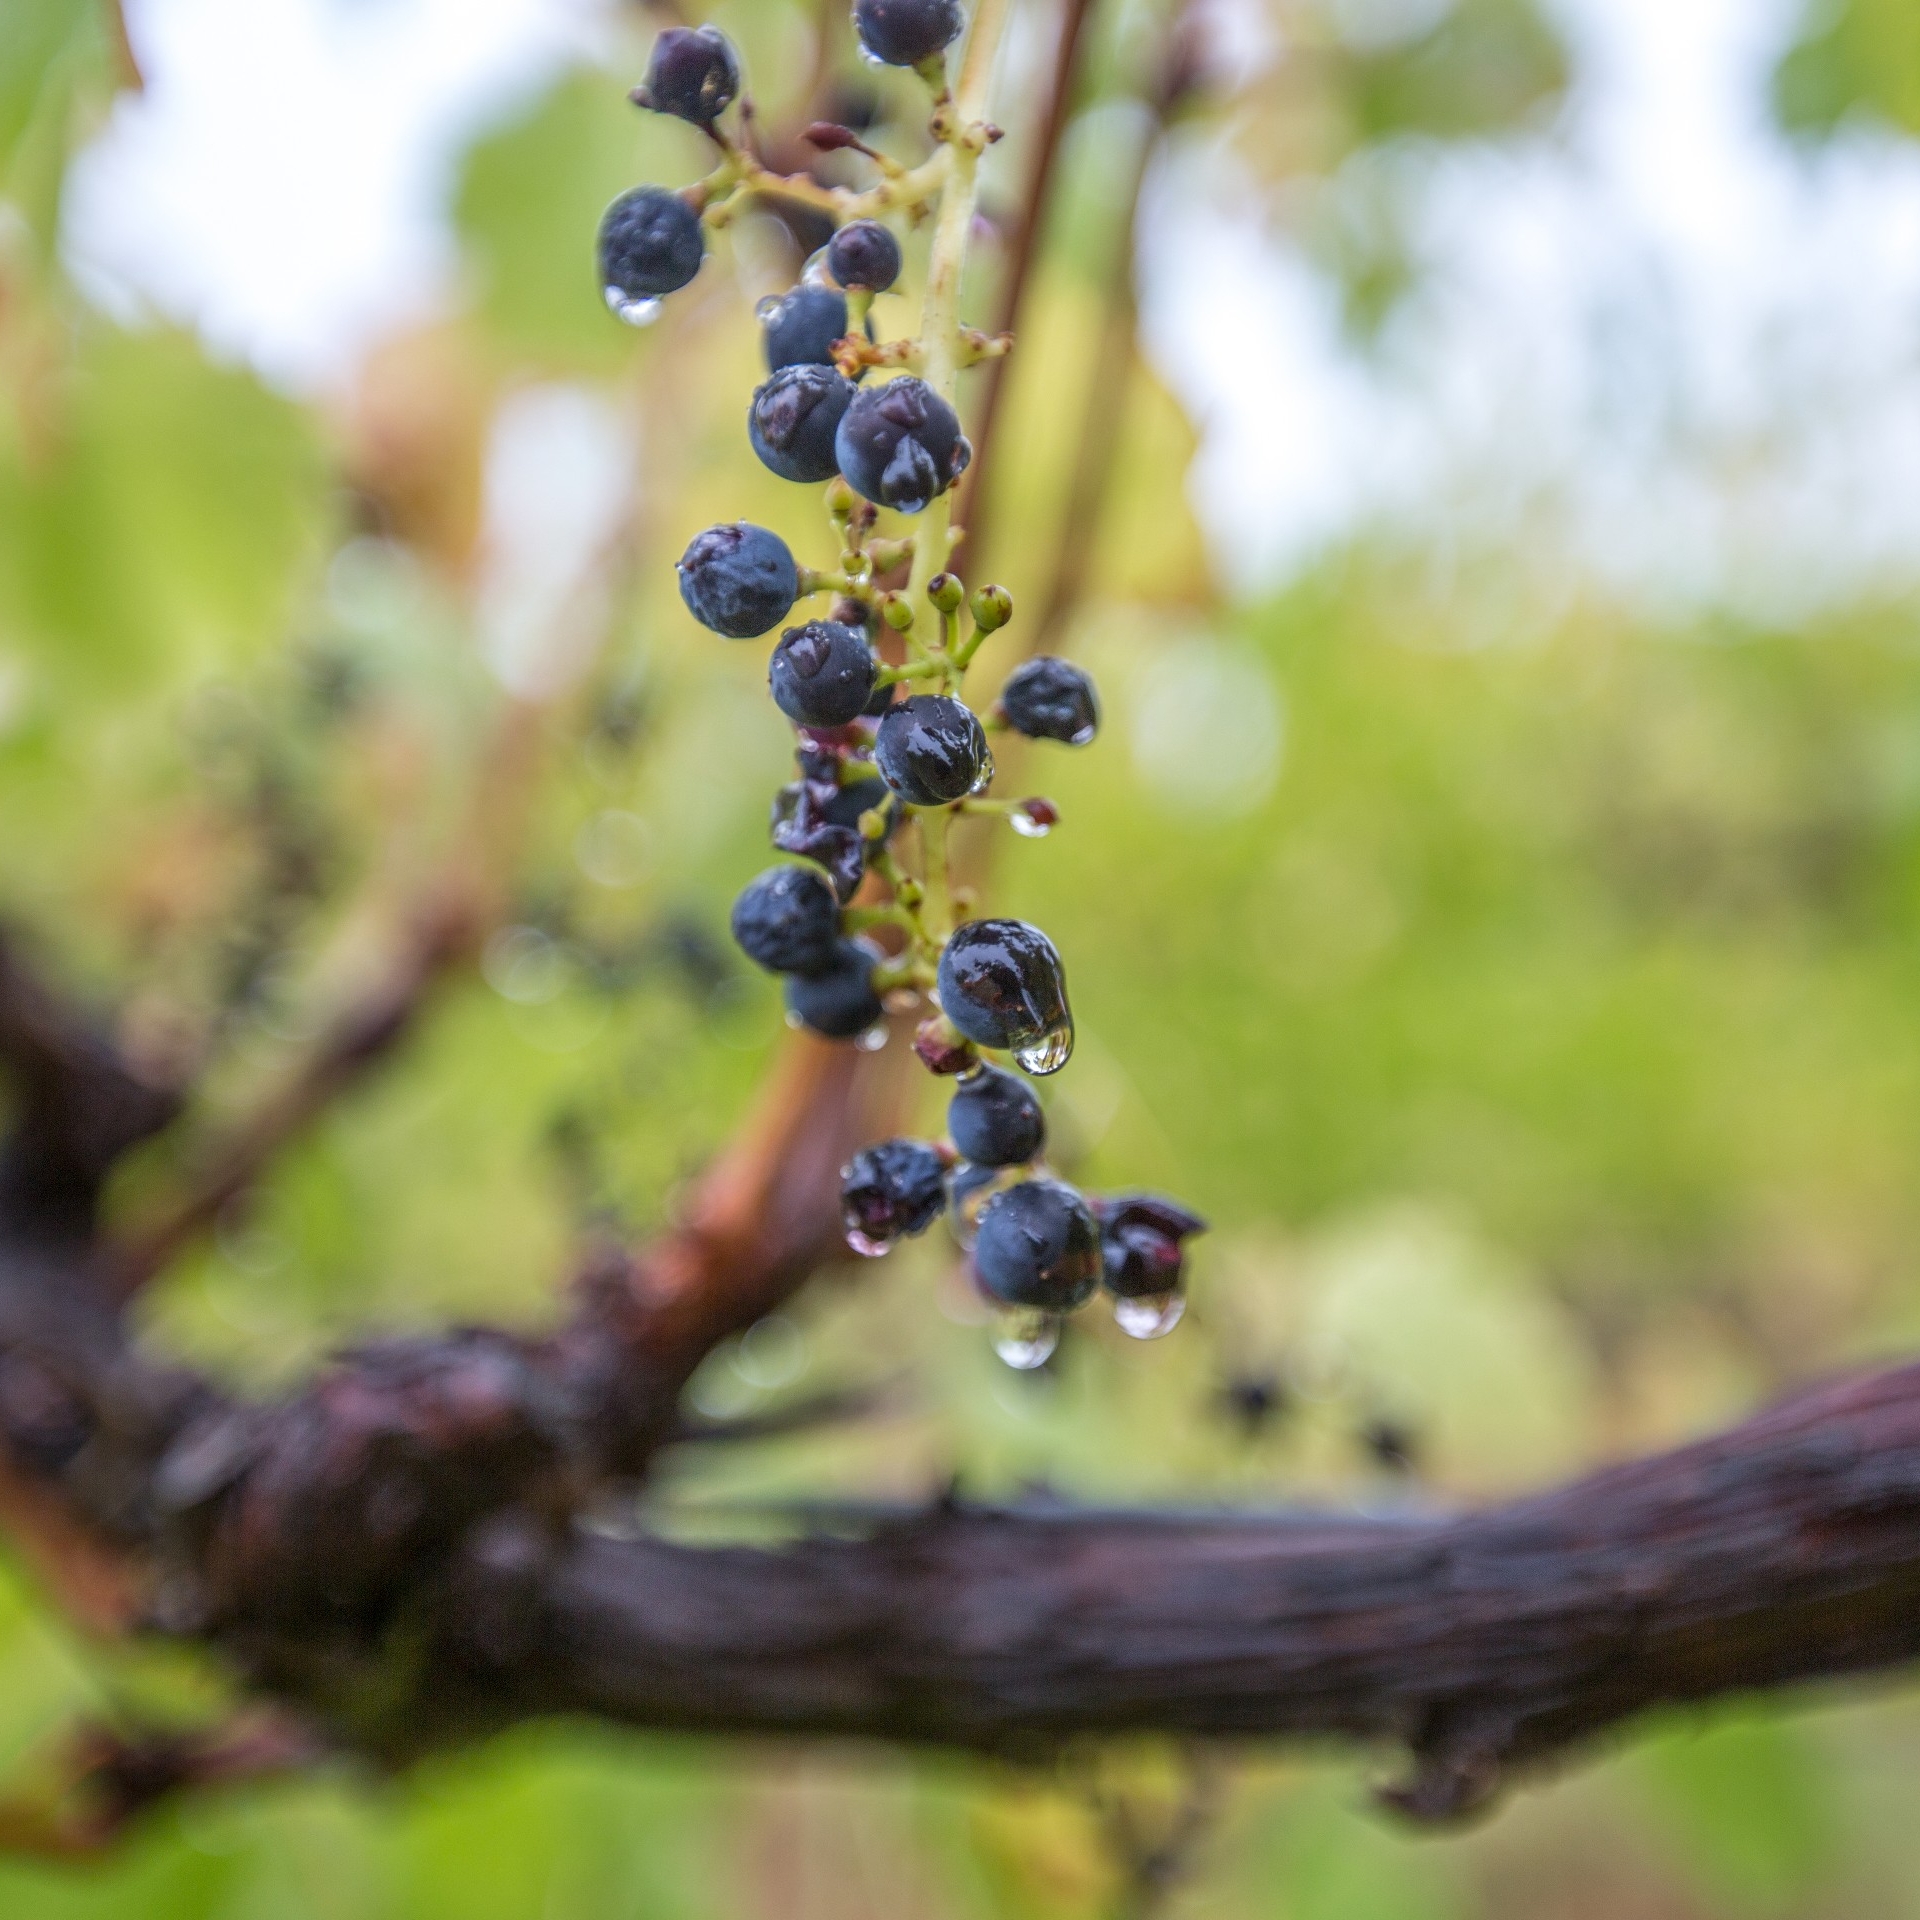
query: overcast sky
60 0 1920 619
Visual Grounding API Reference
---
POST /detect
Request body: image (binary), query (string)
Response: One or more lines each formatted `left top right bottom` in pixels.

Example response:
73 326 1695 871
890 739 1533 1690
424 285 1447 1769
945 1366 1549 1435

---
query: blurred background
6 0 1920 1912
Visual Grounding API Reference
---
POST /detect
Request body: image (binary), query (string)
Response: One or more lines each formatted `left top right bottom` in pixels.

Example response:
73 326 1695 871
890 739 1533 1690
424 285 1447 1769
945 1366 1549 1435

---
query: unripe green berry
927 571 964 614
970 583 1013 632
881 592 916 632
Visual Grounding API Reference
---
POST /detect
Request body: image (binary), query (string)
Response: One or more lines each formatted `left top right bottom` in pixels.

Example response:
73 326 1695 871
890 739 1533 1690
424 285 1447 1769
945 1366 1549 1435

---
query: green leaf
0 0 104 179
1774 0 1920 137
0 323 327 709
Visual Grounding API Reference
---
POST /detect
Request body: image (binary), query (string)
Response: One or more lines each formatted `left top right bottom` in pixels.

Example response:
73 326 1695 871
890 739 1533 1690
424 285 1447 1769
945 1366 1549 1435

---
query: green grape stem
743 0 1014 999
893 0 1013 980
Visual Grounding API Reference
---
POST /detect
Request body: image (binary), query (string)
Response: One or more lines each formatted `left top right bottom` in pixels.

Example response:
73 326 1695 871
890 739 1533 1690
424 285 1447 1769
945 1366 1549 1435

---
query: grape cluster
606 3 1204 1366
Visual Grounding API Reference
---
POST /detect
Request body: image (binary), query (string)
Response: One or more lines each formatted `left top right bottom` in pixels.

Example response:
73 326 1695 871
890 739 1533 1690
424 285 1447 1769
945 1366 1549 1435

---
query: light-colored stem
905 0 1011 619
919 804 954 941
881 0 1008 973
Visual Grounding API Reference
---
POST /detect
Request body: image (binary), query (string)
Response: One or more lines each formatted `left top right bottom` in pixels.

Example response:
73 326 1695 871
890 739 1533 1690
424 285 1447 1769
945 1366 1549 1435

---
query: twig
951 0 1102 580
0 932 182 1245
111 879 483 1296
1031 17 1199 654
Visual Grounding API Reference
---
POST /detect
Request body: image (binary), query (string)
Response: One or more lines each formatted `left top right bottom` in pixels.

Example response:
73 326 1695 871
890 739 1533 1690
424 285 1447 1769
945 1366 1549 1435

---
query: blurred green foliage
1272 0 1569 337
1338 0 1566 146
0 0 1916 1914
1775 0 1920 137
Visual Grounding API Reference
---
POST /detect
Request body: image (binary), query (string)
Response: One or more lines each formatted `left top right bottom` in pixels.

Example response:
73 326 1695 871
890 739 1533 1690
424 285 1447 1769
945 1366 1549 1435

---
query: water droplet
992 1310 1060 1370
604 288 664 327
1012 1020 1073 1075
857 43 887 66
483 926 568 1005
755 293 783 321
800 247 834 289
969 744 996 795
1113 1291 1186 1340
575 808 652 887
947 1161 1014 1249
855 1021 890 1053
1010 806 1050 838
784 1009 806 1031
735 1314 806 1389
846 1229 893 1258
1069 723 1096 746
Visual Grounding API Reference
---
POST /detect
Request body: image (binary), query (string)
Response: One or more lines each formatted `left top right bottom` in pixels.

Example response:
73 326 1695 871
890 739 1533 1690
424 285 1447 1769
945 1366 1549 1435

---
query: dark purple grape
677 523 797 638
998 656 1099 746
1093 1194 1207 1298
973 1179 1101 1311
936 919 1072 1072
771 763 894 901
841 1138 947 1250
853 0 964 67
598 188 704 306
833 377 970 514
827 221 902 292
769 621 877 727
874 695 991 806
749 365 856 484
729 865 841 974
634 26 739 124
772 816 865 902
785 938 884 1038
762 286 852 372
822 774 895 834
948 1064 1045 1167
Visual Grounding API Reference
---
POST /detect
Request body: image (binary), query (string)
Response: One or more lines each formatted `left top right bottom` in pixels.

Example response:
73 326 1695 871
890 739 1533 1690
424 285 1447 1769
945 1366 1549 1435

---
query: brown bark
518 1359 1920 1821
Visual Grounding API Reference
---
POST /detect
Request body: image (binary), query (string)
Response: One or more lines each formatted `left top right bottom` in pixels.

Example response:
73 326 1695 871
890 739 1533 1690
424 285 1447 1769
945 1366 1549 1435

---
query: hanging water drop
969 743 996 796
855 1020 890 1053
846 1227 894 1258
1013 1019 1073 1075
605 288 664 327
946 1161 1011 1249
754 293 784 321
1112 1290 1185 1340
1010 800 1054 838
992 1309 1060 1370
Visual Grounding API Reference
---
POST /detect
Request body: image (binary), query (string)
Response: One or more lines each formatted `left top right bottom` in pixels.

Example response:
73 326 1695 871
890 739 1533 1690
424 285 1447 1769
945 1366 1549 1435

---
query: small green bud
825 476 857 519
927 572 964 614
881 592 915 632
969 583 1012 631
